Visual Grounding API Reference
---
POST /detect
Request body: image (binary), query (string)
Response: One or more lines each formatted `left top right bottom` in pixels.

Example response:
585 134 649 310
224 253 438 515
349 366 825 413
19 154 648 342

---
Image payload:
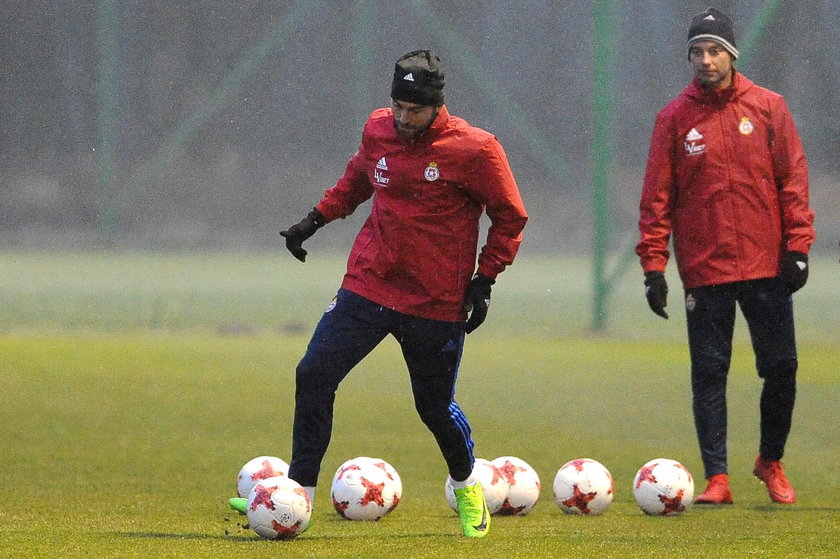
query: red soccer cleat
694 473 734 504
753 456 796 504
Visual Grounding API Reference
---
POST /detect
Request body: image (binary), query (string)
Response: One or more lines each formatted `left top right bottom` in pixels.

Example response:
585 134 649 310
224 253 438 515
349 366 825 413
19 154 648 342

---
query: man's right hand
279 208 325 262
644 271 669 319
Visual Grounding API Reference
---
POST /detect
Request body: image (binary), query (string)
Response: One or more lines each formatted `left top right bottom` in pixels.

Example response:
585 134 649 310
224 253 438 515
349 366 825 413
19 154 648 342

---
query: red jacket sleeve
314 126 375 222
636 109 676 274
769 96 815 254
465 137 528 280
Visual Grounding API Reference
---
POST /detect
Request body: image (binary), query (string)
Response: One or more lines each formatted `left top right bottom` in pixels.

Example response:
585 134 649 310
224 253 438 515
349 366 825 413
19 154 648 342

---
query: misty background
2 1 838 256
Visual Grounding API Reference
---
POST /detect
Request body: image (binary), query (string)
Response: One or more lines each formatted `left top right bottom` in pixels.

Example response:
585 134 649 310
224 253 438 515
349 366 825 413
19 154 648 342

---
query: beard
394 121 421 138
696 66 732 90
392 108 439 139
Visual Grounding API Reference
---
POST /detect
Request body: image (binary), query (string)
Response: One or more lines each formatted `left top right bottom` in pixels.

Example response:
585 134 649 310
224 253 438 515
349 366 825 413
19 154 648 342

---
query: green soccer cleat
228 497 247 515
454 483 490 538
229 497 312 534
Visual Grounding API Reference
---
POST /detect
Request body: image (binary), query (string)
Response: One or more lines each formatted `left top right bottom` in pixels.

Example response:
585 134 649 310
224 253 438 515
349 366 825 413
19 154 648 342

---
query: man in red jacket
636 8 814 505
279 50 527 537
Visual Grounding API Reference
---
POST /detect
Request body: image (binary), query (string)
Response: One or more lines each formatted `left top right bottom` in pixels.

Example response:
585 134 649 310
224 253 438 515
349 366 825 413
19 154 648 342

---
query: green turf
0 252 838 557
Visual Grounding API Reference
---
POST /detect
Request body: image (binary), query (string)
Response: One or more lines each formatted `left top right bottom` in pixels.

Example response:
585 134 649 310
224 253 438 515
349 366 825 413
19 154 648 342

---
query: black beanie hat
687 7 739 60
391 50 445 106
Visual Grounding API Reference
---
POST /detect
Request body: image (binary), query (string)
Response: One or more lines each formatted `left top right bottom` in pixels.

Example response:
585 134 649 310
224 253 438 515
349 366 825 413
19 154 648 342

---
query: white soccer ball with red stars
553 458 614 515
491 456 541 515
246 475 311 540
632 458 694 516
331 457 402 521
236 456 289 498
444 458 510 515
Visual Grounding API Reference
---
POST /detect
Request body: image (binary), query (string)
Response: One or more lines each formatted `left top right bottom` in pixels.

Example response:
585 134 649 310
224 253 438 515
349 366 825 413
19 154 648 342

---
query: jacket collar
428 104 450 134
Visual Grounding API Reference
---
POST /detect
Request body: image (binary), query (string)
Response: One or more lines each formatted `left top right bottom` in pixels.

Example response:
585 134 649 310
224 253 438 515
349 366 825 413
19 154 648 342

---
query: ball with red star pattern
632 458 694 516
491 456 542 516
245 475 311 540
330 457 402 521
236 455 289 498
553 458 614 515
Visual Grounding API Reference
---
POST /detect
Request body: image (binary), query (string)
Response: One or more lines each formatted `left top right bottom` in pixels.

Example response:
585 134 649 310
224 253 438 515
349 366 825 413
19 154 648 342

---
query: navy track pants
685 277 798 478
287 288 475 487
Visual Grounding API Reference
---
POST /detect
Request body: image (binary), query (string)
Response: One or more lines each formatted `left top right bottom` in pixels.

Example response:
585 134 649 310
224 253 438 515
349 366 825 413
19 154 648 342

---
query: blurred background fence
2 1 838 254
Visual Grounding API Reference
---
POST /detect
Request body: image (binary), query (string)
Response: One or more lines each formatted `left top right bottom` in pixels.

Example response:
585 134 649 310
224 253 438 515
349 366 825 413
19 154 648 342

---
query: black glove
279 208 325 262
463 273 494 334
780 251 808 293
644 271 669 319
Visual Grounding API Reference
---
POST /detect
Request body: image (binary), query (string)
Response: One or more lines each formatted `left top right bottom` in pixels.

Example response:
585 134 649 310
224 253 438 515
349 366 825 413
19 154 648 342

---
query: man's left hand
781 251 809 293
463 273 494 334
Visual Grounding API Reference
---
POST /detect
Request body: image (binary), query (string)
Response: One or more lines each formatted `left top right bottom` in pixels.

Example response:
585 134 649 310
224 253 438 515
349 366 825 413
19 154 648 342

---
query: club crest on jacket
738 117 754 135
424 162 440 182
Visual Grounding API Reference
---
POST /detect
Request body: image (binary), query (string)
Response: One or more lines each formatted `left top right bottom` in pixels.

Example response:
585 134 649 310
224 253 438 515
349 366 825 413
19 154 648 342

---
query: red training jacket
315 105 528 321
636 71 815 289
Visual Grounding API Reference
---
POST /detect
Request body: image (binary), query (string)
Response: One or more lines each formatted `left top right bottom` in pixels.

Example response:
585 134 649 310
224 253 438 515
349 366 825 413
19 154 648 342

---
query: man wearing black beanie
277 50 527 538
636 8 814 505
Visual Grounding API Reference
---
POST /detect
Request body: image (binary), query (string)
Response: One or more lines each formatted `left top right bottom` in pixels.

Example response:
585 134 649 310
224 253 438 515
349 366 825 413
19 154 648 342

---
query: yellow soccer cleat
454 483 491 538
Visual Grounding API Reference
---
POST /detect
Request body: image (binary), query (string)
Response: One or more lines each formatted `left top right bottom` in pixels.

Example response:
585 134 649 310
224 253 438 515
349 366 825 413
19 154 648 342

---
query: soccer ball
371 457 403 510
553 458 614 515
362 456 402 513
632 458 695 516
246 476 311 540
444 458 509 515
491 456 541 515
236 456 289 498
331 457 402 521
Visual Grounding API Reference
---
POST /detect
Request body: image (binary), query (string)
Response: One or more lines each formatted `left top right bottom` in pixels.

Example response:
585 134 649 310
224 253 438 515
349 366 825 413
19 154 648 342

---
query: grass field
1 251 838 557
